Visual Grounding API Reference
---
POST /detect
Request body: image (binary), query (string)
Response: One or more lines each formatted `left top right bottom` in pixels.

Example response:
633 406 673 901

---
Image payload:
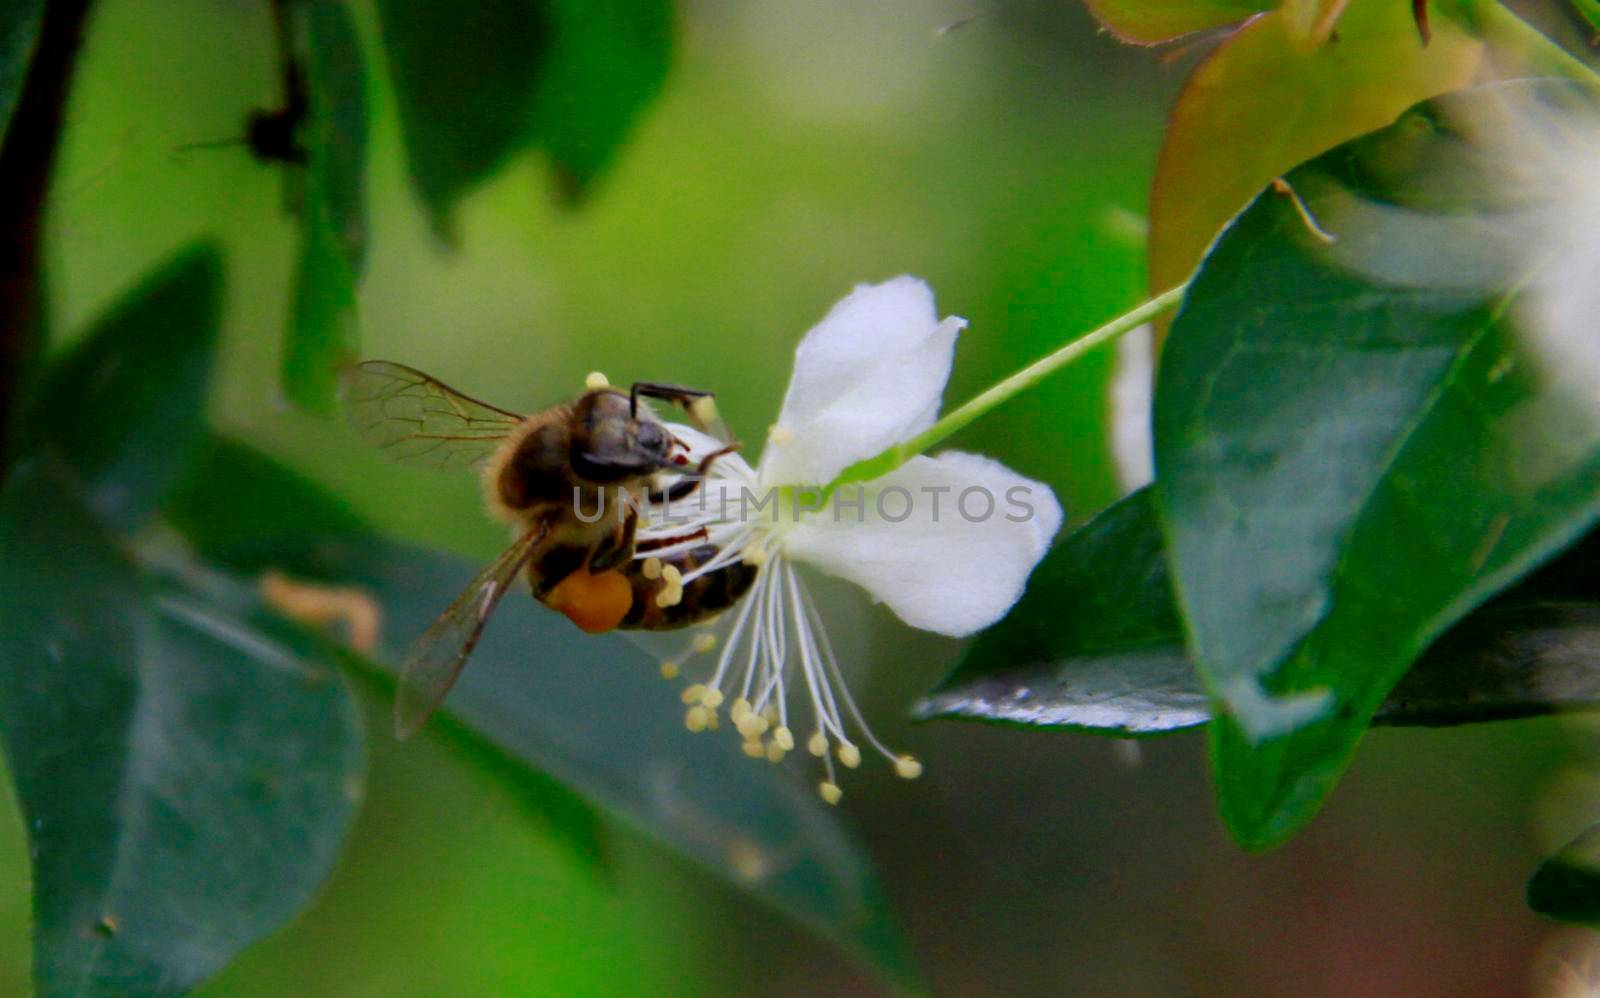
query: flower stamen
633 415 929 804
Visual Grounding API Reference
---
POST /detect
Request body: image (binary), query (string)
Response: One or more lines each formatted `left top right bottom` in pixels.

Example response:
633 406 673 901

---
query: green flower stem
1444 0 1600 85
824 281 1189 493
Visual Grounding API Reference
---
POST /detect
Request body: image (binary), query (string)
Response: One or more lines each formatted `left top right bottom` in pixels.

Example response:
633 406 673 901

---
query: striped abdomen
620 544 758 630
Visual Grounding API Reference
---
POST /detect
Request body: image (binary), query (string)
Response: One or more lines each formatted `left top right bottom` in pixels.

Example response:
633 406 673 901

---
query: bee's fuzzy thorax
480 417 539 526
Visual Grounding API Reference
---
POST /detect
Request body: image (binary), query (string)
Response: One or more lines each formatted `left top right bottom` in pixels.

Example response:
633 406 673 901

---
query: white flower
633 277 1062 803
1491 91 1600 419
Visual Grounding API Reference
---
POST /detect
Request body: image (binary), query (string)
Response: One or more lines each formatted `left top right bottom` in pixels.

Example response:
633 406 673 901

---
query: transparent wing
342 360 525 471
394 525 547 739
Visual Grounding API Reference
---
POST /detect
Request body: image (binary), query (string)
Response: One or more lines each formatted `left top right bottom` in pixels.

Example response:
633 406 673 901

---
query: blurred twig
249 0 308 166
0 0 95 483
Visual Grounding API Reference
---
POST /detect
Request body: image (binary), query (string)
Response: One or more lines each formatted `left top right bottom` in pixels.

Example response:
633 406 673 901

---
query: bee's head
570 388 675 483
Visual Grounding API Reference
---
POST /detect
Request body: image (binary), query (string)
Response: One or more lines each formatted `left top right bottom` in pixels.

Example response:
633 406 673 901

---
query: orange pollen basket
544 568 634 634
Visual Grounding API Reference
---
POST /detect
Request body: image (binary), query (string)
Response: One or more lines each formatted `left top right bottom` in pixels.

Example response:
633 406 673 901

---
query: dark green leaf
286 535 912 987
300 1 367 274
376 0 671 238
921 489 1600 735
0 0 40 149
166 436 608 869
1153 80 1600 848
282 1 367 415
920 490 1204 736
282 192 357 415
1530 825 1600 925
25 243 222 531
165 435 370 567
527 0 672 196
376 0 551 238
0 461 363 996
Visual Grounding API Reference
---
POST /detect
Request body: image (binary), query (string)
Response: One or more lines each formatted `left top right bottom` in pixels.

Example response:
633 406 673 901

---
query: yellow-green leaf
1082 0 1266 44
1148 0 1481 302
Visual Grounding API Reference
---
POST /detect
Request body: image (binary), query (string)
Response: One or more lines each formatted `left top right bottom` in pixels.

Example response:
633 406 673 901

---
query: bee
342 361 758 738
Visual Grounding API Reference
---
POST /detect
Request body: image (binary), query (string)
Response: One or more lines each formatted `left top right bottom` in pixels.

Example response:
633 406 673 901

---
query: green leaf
921 490 1203 735
920 490 1600 735
281 535 913 988
0 0 40 149
376 0 672 238
165 436 371 565
1081 0 1266 44
1154 80 1600 848
527 0 672 196
166 435 608 869
24 243 222 531
1530 825 1600 925
376 0 550 237
0 461 364 996
282 1 367 416
1147 0 1481 310
299 2 367 274
1576 0 1600 35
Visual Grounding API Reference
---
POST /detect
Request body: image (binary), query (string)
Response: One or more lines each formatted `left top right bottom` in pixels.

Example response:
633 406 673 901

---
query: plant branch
0 0 95 483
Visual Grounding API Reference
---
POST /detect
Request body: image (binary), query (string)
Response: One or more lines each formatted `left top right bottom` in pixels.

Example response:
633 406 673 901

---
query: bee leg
588 506 639 573
650 443 740 503
630 381 712 417
636 526 709 553
633 381 731 441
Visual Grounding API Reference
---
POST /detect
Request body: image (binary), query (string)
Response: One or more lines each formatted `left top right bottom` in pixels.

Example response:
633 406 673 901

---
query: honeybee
342 361 757 738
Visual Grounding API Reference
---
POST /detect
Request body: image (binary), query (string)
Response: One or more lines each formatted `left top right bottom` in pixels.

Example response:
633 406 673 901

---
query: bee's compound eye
635 420 665 452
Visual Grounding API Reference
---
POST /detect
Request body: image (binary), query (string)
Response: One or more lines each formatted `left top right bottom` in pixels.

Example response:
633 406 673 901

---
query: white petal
759 277 964 487
781 452 1062 637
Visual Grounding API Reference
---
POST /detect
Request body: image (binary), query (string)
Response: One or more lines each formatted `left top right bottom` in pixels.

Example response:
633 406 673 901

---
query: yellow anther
684 705 710 732
700 688 724 709
768 425 795 445
730 697 752 722
807 731 828 757
661 563 682 585
735 712 768 739
681 683 707 705
894 755 923 780
659 660 680 680
641 557 663 580
819 782 843 805
772 726 795 752
741 544 768 568
837 743 862 769
585 371 610 390
655 584 683 608
691 633 717 654
689 396 719 427
705 709 719 730
765 742 786 764
742 739 765 759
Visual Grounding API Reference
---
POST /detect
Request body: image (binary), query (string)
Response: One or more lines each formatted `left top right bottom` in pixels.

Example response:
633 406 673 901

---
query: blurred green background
1 0 1593 993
